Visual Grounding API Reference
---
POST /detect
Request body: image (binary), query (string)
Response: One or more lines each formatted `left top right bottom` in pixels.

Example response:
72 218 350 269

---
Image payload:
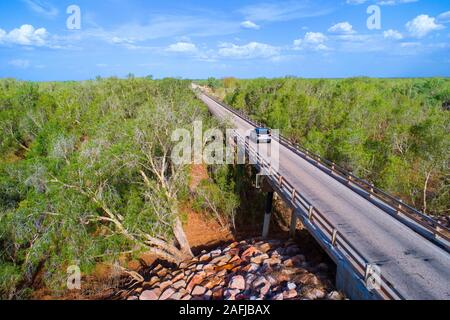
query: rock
262 256 281 266
204 276 223 289
172 279 186 290
327 291 344 300
210 254 231 266
252 276 271 296
297 273 320 286
241 246 262 260
187 274 204 293
228 275 245 290
192 285 207 296
287 282 297 290
133 287 143 295
210 249 222 257
159 280 172 291
228 255 242 264
228 248 240 256
283 289 297 299
181 294 192 300
258 243 272 253
140 288 161 300
199 253 211 262
272 293 284 300
159 288 176 300
250 253 269 264
242 263 259 273
156 268 168 278
196 264 205 271
205 290 213 299
245 274 257 289
144 276 160 288
302 287 326 300
216 269 227 277
171 271 184 283
212 286 224 300
127 296 138 300
203 263 215 271
224 288 241 300
259 282 271 296
169 292 184 300
266 275 277 285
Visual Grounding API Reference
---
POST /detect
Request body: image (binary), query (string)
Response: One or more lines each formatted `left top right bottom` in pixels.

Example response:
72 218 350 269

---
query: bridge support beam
262 191 274 239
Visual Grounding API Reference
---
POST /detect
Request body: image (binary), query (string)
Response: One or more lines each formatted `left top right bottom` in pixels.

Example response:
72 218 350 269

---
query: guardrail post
331 229 338 246
262 192 274 239
308 205 314 221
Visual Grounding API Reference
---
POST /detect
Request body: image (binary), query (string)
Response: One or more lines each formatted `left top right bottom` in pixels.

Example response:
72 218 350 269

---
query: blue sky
0 0 449 80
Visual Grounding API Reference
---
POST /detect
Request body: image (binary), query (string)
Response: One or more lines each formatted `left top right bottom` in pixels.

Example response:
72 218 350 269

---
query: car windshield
257 128 270 134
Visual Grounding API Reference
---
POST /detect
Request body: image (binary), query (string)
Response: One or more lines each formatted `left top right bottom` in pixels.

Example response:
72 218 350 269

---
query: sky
0 0 449 81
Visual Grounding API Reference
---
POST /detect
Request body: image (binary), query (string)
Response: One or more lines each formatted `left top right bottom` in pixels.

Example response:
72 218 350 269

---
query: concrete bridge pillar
289 209 297 239
262 191 274 239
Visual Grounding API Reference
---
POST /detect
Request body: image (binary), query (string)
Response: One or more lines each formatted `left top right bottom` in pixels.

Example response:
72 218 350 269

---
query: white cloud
377 0 418 5
383 29 403 40
1 24 48 46
218 42 280 59
9 59 31 68
437 11 450 23
294 32 330 51
406 14 445 38
347 0 417 4
241 20 260 30
166 42 198 53
328 22 355 34
346 0 368 5
22 0 58 17
239 2 331 22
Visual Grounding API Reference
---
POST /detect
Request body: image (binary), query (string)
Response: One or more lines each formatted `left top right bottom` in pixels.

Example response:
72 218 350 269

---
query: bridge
193 85 450 300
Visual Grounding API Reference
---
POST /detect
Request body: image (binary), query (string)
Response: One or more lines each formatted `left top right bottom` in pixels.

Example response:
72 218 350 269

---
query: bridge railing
200 90 450 246
234 132 403 300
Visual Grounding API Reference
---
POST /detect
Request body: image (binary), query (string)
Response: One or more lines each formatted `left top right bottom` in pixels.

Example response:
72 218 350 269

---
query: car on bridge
250 127 272 144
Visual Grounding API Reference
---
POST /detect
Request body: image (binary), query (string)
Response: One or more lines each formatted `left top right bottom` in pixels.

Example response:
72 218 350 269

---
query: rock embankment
123 239 344 301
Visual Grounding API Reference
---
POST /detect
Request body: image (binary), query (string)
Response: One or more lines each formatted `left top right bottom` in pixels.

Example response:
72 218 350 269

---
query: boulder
186 274 204 293
228 275 245 290
302 287 326 300
172 279 186 290
139 288 161 301
159 287 176 300
192 285 207 296
250 253 269 264
283 289 297 299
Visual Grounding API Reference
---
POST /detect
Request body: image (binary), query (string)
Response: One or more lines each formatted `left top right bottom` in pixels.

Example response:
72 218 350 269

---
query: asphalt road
198 90 450 300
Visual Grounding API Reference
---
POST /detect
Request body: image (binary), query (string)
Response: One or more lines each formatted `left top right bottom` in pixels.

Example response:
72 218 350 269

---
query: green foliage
0 77 215 298
193 165 239 228
216 77 450 216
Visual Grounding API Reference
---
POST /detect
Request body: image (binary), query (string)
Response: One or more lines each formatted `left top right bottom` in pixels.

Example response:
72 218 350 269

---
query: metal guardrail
233 132 403 300
200 90 450 247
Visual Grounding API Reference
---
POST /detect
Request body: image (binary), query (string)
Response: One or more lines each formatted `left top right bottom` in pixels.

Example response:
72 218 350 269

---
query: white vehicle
250 127 272 144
